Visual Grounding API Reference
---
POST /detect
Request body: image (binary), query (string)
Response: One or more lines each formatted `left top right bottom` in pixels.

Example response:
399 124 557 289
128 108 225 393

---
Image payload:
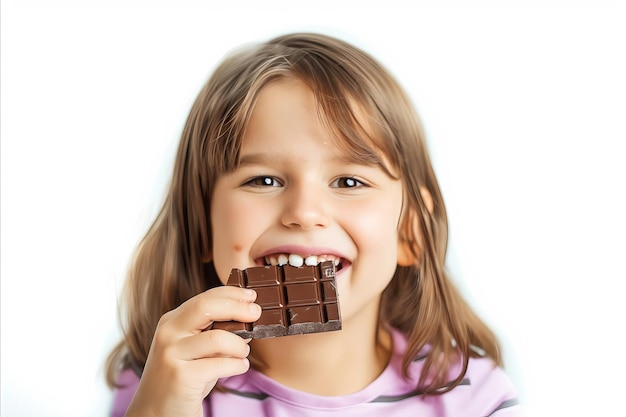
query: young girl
106 32 520 417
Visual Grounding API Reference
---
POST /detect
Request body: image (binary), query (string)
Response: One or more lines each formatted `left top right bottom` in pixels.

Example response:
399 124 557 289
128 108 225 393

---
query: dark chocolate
213 261 341 338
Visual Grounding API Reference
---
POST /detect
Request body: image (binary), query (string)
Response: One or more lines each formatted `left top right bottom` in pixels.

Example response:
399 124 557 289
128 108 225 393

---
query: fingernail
249 303 261 315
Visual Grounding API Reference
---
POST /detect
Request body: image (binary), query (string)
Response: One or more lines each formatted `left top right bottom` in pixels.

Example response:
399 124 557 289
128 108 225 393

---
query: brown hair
106 32 501 394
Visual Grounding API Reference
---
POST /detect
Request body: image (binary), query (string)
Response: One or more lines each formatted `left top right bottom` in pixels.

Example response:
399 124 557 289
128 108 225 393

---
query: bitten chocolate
213 261 341 339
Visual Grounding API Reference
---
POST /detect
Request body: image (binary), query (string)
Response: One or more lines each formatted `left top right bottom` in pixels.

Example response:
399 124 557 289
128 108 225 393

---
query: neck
249 301 392 396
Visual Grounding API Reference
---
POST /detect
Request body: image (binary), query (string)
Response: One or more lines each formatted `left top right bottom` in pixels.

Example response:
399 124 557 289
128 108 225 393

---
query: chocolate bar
213 261 341 338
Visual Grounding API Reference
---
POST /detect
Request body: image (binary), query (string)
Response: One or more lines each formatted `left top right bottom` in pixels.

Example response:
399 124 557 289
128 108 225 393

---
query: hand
124 286 261 417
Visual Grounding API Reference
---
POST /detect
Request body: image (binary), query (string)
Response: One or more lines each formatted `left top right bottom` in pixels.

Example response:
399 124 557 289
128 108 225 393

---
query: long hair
106 32 501 394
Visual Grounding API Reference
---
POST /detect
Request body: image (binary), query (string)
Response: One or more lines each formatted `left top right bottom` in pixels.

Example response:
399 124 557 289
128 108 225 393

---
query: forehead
239 78 397 176
243 78 324 142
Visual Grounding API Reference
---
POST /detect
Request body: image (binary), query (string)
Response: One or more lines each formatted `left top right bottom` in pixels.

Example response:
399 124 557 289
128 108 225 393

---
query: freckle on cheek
234 244 243 252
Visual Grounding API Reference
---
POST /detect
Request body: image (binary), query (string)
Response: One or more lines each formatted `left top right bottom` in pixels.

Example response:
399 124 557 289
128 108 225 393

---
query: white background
2 1 625 416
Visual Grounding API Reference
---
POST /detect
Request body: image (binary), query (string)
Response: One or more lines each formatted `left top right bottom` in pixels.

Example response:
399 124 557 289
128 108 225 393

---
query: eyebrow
238 150 398 179
238 152 369 167
238 153 275 166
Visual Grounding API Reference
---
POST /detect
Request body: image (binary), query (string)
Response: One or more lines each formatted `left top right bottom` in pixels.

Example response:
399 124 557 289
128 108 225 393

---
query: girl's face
210 79 404 325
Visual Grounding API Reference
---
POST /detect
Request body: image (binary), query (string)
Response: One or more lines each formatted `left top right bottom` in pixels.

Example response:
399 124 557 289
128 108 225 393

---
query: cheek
211 197 264 282
343 200 402 285
357 214 398 249
356 199 402 249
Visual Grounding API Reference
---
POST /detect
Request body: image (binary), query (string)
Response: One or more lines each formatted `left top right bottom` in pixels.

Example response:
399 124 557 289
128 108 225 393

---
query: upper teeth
265 254 341 267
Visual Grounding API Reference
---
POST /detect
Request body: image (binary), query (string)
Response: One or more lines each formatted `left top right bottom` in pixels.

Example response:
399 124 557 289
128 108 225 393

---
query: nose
280 184 330 230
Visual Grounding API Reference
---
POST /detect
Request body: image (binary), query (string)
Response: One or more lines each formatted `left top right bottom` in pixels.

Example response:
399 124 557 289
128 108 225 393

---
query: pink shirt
111 328 521 416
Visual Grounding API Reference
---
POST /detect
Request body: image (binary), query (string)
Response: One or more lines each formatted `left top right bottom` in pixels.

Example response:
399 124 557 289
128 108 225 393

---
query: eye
244 176 283 187
331 177 366 188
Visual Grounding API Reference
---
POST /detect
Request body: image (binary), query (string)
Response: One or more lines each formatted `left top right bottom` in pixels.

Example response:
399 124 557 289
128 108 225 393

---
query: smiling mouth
262 253 345 271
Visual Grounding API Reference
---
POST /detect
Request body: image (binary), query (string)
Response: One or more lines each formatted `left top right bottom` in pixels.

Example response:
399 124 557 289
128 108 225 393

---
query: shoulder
462 355 520 415
391 327 521 416
109 368 141 417
408 353 522 416
461 352 515 388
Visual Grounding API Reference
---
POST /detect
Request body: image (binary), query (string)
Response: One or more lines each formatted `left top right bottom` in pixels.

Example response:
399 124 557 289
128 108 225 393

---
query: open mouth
262 253 345 272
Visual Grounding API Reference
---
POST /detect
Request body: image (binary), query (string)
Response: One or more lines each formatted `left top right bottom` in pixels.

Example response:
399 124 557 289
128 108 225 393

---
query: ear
397 236 417 266
397 187 434 267
420 186 434 215
397 205 420 267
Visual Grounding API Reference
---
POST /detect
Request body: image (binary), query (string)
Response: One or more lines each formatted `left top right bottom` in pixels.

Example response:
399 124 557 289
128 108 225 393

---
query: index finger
168 286 260 333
